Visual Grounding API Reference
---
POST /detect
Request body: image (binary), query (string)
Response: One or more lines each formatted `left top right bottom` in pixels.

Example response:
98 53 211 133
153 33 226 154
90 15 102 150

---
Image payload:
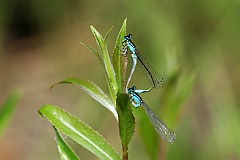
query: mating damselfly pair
122 34 176 144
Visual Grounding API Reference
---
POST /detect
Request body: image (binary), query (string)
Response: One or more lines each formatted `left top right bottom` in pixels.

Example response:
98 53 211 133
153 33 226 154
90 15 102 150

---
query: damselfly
128 86 176 144
123 34 165 91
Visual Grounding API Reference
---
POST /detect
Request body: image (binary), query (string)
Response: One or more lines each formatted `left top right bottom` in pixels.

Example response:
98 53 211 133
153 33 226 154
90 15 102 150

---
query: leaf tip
123 18 127 24
90 25 95 31
38 108 44 118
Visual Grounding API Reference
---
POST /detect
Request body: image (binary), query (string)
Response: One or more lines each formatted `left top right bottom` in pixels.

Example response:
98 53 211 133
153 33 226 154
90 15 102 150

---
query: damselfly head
124 34 133 41
128 86 136 93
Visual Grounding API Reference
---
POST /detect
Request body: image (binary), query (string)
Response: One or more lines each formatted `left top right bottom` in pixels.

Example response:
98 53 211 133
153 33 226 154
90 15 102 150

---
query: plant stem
122 144 128 160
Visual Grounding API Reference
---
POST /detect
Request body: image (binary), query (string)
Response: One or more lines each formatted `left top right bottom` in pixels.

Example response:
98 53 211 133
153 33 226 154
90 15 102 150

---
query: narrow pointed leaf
79 41 104 66
39 105 121 160
54 127 80 160
90 26 118 101
104 26 113 41
0 91 20 137
116 92 135 146
112 19 127 93
51 78 118 121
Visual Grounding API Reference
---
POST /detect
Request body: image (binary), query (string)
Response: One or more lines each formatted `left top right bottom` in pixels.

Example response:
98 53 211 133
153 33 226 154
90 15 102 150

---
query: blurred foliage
0 91 19 137
0 0 240 159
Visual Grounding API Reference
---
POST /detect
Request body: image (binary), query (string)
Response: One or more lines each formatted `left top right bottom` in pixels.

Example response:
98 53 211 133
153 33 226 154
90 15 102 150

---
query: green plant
38 19 194 160
39 19 132 160
0 91 20 137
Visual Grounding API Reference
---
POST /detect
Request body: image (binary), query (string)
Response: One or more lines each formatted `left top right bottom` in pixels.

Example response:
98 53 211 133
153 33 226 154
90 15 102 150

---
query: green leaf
116 92 135 147
54 127 80 160
104 26 113 41
39 105 121 160
90 26 118 101
51 78 118 121
112 19 128 93
0 91 20 137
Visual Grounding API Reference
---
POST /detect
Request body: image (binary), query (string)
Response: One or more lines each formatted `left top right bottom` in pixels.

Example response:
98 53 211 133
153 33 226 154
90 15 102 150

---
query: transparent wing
134 49 165 89
141 101 176 144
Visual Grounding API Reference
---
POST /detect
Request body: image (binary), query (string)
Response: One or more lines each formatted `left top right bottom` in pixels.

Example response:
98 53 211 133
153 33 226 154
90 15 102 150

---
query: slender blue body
128 86 176 144
124 34 136 52
123 34 164 91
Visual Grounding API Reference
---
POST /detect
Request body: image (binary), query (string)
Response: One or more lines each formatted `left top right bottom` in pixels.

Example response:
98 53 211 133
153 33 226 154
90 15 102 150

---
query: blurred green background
0 0 240 159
